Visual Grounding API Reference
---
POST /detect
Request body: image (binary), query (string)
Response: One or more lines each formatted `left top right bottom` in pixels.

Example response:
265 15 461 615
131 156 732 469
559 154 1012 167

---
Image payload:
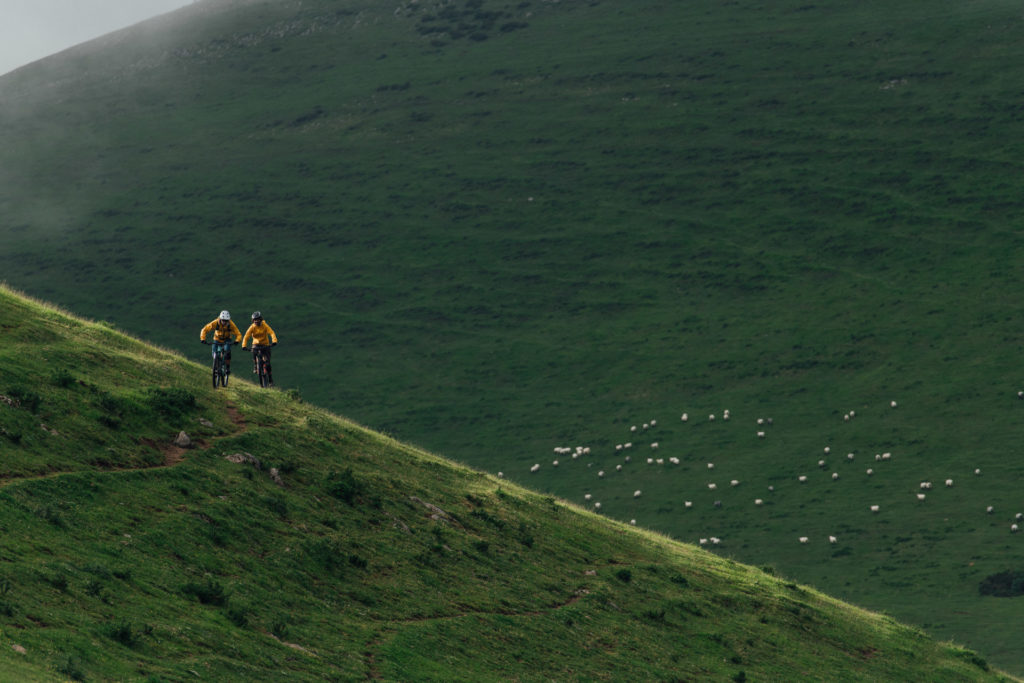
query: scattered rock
410 496 451 522
198 417 214 428
173 431 192 448
12 644 26 655
224 452 262 469
269 467 285 487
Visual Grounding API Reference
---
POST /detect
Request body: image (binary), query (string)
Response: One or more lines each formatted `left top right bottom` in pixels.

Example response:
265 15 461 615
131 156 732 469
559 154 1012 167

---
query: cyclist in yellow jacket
199 310 242 375
241 311 278 386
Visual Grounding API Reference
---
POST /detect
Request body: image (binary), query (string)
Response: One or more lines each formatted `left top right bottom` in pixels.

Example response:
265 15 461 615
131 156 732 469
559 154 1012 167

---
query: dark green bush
7 387 40 413
146 387 196 418
978 570 1024 597
182 578 227 606
325 467 363 504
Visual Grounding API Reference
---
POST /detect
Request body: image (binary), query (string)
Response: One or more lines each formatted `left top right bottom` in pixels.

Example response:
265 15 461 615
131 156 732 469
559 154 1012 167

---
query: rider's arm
200 320 215 341
266 323 278 344
240 325 252 349
231 321 243 343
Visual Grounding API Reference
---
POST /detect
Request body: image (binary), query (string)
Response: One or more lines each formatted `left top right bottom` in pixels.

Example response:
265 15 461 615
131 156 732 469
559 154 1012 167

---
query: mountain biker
241 311 278 386
199 310 242 375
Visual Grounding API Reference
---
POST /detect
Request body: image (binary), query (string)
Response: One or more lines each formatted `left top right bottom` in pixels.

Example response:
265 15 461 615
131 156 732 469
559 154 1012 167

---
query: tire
212 356 221 389
257 350 270 388
221 368 229 387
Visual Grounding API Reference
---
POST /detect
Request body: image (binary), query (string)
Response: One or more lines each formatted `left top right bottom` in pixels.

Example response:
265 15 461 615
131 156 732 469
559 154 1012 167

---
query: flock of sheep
500 397 1023 546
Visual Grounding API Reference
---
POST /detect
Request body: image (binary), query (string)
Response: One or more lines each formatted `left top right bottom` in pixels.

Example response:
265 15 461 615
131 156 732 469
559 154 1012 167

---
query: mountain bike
203 340 232 388
251 343 273 388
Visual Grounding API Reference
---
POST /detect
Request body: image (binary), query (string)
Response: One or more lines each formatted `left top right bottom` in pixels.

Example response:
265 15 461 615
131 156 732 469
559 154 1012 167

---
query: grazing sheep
669 457 680 465
643 423 649 430
685 501 693 508
799 536 809 544
631 425 637 432
616 444 623 451
630 519 636 525
798 475 808 483
768 486 775 492
917 494 926 501
497 472 504 478
530 463 540 473
681 413 689 422
920 482 932 490
829 535 837 543
699 538 708 545
708 463 715 470
650 419 657 427
945 479 953 487
832 472 839 481
714 500 722 508
1016 513 1023 520
624 442 633 449
584 494 592 500
624 456 631 463
616 464 623 471
711 537 721 545
975 468 981 475
646 458 654 465
818 459 826 468
709 414 716 421
824 446 831 454
987 506 994 514
634 490 642 498
656 458 664 465
866 468 873 476
844 413 850 421
598 471 605 478
875 454 881 461
594 502 602 510
572 453 579 460
757 431 766 438
870 505 880 513
755 498 763 506
708 483 717 490
1013 524 1020 533
730 479 740 487
847 453 855 461
881 452 891 460
757 418 764 425
650 442 659 449
891 400 898 407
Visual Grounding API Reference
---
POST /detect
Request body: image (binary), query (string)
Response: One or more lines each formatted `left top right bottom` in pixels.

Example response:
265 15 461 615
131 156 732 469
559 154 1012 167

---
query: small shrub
227 605 249 628
348 554 368 569
979 570 1024 597
669 573 689 586
182 578 227 606
52 369 76 388
7 387 40 413
325 468 363 504
146 387 196 418
270 617 289 639
108 620 137 647
472 540 490 554
615 569 632 583
57 655 86 681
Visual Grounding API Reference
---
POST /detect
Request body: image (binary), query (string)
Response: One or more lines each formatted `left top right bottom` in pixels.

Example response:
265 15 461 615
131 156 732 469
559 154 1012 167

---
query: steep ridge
0 284 1014 680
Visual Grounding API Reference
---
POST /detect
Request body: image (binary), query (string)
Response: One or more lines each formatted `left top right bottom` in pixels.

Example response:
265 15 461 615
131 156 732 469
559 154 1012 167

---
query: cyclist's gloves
201 340 209 344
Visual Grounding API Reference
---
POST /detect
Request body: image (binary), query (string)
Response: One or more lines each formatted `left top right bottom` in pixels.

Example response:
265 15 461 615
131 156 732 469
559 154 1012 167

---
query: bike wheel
212 356 220 388
257 351 270 388
221 366 229 387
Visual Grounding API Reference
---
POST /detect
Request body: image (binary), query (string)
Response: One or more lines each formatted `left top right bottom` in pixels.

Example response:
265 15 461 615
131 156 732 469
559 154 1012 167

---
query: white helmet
219 310 231 321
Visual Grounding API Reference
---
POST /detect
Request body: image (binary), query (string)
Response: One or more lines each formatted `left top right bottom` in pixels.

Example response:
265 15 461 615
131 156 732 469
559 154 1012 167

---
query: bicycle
251 343 274 388
202 340 232 388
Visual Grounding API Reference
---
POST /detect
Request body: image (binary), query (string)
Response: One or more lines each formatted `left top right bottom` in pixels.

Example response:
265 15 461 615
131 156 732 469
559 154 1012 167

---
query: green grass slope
0 284 1015 681
5 0 1024 674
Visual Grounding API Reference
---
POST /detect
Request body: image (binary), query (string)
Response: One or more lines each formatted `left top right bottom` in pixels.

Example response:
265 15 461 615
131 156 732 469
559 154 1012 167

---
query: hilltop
0 285 1015 680
4 0 1024 674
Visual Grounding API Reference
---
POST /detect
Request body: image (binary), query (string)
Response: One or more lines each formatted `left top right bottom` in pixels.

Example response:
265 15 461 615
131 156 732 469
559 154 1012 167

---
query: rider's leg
264 349 273 385
225 347 232 374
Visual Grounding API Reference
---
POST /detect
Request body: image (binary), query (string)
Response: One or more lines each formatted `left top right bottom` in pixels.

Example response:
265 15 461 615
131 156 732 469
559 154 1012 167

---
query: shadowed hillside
4 0 1024 674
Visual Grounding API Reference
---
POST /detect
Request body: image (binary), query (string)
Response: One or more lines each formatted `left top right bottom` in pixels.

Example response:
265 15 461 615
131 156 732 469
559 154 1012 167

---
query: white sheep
824 446 831 454
584 493 592 500
615 464 622 471
798 475 807 483
624 442 633 449
669 457 680 465
987 506 994 514
685 501 693 508
920 482 932 490
650 442 659 449
818 459 826 468
643 423 649 430
615 444 623 451
832 472 839 480
530 463 540 473
730 479 740 487
708 483 717 490
975 468 981 475
870 505 880 513
829 535 837 543
598 470 605 478
757 431 766 438
882 452 891 460
709 414 716 421
754 499 763 506
650 419 657 427
630 425 637 432
634 490 642 498
646 458 654 465
710 537 721 545
681 413 689 422
945 479 953 487
917 493 926 501
757 418 764 425
866 468 873 476
890 400 897 407
497 472 504 478
594 502 602 510
552 460 559 467
847 453 855 461
1016 513 1023 520
707 463 715 470
630 519 636 526
699 538 708 545
799 536 809 544
656 458 664 465
1013 524 1020 533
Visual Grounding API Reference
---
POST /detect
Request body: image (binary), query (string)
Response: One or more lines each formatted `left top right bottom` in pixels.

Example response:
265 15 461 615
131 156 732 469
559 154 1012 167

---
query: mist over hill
4 0 1024 674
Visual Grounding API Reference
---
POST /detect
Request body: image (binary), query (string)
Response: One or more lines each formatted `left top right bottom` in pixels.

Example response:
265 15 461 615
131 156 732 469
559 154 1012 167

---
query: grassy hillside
0 284 1013 681
4 0 1024 673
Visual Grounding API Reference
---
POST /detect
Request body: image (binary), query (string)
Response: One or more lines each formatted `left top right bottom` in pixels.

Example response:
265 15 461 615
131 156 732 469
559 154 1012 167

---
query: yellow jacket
242 320 278 348
200 318 242 344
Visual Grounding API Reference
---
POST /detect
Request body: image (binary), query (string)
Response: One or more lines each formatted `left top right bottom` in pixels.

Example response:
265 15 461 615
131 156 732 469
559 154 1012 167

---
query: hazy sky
1 0 192 76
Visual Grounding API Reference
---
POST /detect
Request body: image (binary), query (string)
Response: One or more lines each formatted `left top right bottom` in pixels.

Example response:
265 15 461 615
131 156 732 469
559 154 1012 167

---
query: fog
0 0 193 76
